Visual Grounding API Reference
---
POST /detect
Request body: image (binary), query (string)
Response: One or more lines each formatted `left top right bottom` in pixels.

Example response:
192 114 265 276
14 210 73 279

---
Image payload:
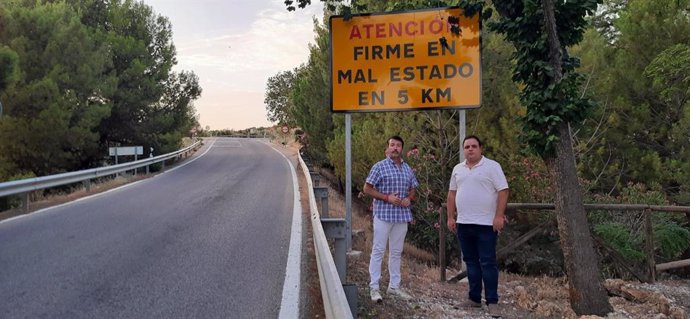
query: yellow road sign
330 7 481 112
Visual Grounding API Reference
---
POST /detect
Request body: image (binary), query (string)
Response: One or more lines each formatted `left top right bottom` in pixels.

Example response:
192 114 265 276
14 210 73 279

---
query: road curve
0 137 298 319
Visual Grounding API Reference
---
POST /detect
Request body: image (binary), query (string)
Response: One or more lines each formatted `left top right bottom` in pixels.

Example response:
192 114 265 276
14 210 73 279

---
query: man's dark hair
463 135 482 147
388 135 404 148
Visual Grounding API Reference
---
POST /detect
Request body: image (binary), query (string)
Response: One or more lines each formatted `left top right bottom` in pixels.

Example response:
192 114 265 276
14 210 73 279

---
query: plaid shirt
366 157 419 223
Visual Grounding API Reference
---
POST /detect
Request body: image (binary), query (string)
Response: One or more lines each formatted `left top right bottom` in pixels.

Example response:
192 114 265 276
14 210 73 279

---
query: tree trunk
546 124 613 315
542 0 613 315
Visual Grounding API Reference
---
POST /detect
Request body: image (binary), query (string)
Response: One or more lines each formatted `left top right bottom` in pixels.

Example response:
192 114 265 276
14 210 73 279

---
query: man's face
387 139 403 159
463 138 482 162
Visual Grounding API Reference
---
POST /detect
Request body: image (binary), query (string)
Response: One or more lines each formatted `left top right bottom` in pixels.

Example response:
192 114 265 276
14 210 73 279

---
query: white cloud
145 0 324 130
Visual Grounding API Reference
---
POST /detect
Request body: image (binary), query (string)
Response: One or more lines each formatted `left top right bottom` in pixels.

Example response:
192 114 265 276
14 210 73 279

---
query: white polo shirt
448 156 509 226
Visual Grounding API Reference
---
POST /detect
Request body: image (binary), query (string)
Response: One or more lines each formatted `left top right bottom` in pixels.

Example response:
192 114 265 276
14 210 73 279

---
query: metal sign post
458 109 466 274
459 110 466 161
345 114 352 250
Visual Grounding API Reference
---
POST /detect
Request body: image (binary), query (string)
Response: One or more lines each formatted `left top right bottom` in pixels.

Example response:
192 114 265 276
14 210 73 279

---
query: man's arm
493 189 509 232
363 182 399 205
446 190 457 232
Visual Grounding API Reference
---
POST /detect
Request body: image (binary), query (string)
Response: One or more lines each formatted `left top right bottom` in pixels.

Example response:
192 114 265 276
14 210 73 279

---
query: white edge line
164 138 217 173
0 138 218 225
272 145 303 319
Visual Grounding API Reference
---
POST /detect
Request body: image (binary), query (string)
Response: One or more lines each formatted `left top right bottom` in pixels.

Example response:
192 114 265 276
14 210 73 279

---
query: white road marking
271 146 303 319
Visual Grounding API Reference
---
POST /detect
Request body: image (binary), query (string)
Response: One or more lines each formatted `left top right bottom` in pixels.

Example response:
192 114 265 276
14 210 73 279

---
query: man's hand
494 189 509 233
387 192 401 206
400 197 411 207
447 217 456 233
493 215 506 233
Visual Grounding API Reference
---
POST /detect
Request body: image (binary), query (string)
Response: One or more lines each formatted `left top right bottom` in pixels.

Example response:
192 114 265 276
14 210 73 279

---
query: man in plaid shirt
363 135 419 302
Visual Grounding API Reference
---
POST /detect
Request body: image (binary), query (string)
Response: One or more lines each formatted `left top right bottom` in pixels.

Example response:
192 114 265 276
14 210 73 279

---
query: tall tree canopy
265 68 299 127
0 0 201 181
291 19 334 165
0 46 19 92
576 0 690 204
0 0 112 177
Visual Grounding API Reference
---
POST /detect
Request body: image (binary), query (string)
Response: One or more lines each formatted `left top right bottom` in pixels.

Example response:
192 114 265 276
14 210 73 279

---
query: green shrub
654 216 690 260
594 222 645 262
589 182 690 273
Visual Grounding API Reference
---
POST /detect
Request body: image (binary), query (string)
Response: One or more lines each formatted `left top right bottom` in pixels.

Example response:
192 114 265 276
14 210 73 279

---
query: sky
142 0 324 131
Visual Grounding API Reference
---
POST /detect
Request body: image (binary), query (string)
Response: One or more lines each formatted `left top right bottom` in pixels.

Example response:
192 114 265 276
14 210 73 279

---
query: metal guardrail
297 153 353 319
0 140 202 206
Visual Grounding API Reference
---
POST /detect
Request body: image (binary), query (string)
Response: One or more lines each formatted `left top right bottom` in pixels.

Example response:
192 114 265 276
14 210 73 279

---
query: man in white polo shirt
446 135 509 317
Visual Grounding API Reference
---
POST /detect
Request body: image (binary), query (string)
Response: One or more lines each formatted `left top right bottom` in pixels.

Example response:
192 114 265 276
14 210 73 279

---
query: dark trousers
456 223 499 304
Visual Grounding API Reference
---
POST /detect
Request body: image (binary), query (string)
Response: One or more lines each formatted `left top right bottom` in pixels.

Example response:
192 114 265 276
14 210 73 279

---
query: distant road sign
330 7 481 112
109 146 143 156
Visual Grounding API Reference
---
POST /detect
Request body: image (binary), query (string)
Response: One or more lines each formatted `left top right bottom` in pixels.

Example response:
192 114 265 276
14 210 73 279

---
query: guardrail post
83 179 91 192
310 172 320 186
321 218 346 281
303 158 313 171
343 284 358 318
321 218 357 316
22 192 29 211
313 187 329 218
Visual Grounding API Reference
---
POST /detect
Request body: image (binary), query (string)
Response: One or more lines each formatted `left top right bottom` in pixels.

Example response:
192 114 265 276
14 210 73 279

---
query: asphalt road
0 138 298 319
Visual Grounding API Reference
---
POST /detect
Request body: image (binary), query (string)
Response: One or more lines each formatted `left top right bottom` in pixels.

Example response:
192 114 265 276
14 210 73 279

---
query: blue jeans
456 223 499 304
